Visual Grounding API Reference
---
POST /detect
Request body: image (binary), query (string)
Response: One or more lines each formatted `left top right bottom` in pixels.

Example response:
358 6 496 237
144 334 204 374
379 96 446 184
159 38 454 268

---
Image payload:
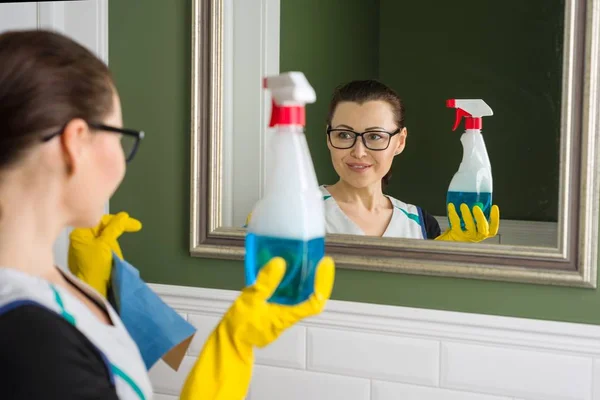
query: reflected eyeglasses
326 126 401 151
42 123 145 163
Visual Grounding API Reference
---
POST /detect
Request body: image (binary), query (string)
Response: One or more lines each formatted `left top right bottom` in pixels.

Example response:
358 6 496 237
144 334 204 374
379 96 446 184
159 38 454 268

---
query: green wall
109 0 600 326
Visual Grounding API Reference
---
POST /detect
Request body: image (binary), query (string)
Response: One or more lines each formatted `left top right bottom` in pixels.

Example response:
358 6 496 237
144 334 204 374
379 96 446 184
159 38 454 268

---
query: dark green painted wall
378 0 563 222
110 0 600 326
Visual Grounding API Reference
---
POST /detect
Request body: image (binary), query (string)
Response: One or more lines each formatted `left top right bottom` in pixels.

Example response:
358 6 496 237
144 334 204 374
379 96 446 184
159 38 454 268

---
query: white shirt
319 185 426 239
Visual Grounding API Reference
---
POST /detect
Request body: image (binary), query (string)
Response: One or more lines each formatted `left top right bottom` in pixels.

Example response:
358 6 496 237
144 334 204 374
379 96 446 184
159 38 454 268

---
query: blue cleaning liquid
446 191 492 230
245 233 325 305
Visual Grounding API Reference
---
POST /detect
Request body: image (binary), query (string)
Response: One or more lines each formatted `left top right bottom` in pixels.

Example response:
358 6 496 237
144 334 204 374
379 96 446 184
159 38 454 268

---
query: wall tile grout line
372 378 516 398
305 326 309 370
438 340 443 388
591 358 596 400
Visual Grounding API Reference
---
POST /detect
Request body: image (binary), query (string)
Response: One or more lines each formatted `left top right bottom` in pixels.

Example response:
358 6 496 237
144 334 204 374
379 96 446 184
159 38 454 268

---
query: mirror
190 0 600 287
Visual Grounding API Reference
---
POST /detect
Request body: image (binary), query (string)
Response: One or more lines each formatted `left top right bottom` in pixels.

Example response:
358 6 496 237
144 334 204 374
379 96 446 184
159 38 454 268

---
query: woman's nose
351 138 368 158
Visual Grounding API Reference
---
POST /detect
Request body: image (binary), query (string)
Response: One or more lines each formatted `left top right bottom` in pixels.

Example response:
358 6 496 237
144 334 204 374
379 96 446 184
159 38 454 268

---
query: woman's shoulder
0 267 58 311
385 195 420 215
0 302 92 346
0 304 119 399
385 195 442 239
319 185 334 200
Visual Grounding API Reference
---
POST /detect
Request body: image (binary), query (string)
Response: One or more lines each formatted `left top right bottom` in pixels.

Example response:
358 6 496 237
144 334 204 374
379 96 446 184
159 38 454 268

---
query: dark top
420 208 442 239
0 304 119 400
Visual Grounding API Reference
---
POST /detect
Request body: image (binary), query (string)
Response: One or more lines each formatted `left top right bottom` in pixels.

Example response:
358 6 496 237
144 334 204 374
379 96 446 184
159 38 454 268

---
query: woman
0 30 334 399
322 79 500 242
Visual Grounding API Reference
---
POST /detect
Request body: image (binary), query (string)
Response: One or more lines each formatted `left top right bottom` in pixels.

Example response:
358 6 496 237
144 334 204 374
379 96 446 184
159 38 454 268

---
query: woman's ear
394 127 408 156
325 127 333 151
60 118 90 175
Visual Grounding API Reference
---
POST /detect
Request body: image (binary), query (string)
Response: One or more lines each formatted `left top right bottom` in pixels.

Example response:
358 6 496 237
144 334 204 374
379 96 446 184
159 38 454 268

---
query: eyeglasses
41 122 145 163
326 126 401 151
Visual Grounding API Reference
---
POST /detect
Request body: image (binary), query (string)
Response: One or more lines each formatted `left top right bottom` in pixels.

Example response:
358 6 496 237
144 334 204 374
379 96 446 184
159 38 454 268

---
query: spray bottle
244 72 325 305
445 99 493 229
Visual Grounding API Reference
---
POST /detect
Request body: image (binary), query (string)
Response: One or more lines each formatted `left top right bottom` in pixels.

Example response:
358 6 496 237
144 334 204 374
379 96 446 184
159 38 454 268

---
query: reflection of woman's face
327 100 406 189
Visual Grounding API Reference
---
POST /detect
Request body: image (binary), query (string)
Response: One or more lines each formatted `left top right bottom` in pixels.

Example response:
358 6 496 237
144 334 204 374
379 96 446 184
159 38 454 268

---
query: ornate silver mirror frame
190 0 600 288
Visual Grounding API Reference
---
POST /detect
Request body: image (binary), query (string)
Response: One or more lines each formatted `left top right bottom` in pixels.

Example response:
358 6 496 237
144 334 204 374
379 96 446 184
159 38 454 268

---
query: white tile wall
250 365 370 400
441 342 593 400
594 359 600 399
153 395 178 400
371 380 513 400
308 327 439 386
149 284 600 400
149 357 196 397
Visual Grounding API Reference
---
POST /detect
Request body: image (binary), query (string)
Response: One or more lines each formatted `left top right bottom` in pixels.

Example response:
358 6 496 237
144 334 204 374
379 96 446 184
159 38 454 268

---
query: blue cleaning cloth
110 254 197 370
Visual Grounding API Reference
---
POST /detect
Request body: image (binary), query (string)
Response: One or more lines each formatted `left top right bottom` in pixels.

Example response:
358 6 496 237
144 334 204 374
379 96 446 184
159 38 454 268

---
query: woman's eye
337 132 353 139
366 133 383 141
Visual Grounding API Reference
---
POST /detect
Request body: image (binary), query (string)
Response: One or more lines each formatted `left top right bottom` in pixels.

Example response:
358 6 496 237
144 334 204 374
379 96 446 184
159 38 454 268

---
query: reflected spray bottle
445 99 494 229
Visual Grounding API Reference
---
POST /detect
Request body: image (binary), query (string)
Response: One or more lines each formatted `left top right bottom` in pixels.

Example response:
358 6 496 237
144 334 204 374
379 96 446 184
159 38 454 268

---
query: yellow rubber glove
435 203 500 242
243 212 252 228
68 212 142 297
180 256 335 400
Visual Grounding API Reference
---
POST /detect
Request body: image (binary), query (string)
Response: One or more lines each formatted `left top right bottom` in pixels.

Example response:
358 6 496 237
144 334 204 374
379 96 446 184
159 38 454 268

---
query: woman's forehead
331 100 395 130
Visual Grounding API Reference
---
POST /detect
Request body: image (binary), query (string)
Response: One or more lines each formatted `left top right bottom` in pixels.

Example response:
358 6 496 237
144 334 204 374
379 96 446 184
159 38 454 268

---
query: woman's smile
346 162 373 173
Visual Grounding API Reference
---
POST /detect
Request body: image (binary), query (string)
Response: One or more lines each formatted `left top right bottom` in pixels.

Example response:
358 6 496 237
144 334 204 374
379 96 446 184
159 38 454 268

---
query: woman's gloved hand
243 212 252 228
435 203 500 243
68 212 142 297
180 256 335 400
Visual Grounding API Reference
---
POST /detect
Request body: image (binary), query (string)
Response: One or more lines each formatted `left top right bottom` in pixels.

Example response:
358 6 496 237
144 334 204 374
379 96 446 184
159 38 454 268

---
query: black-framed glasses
326 126 401 151
41 122 145 163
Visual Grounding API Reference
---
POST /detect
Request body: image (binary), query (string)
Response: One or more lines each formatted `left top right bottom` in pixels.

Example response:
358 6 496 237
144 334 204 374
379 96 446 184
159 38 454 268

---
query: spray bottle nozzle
264 72 316 127
450 108 473 131
446 99 493 131
268 100 305 127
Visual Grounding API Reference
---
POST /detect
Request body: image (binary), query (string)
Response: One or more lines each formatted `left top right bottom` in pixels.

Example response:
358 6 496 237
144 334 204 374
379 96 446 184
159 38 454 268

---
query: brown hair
326 79 405 188
0 29 114 169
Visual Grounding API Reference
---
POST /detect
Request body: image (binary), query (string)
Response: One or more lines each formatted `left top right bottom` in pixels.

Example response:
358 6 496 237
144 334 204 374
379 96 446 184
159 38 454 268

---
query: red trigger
269 99 280 127
452 108 471 131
